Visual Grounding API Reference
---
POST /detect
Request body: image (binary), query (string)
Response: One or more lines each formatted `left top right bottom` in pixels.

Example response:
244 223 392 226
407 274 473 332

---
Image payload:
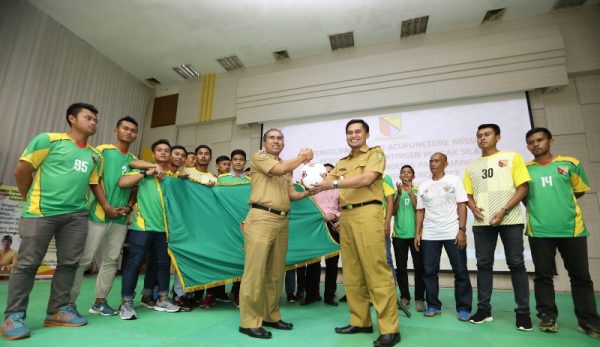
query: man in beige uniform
315 119 400 347
238 128 313 339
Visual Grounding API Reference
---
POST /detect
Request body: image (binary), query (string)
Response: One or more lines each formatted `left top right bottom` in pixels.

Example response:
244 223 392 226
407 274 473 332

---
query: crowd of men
1 103 599 347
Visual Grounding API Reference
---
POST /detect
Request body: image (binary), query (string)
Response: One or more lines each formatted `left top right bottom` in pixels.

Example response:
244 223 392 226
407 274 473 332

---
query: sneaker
119 299 137 320
539 315 558 333
140 295 156 308
516 313 533 331
43 305 87 327
1 312 30 340
200 294 216 308
457 310 470 322
89 301 118 316
424 307 441 317
577 323 600 339
215 292 232 303
154 298 180 313
287 294 297 303
415 300 426 312
398 298 410 308
175 297 194 312
469 309 493 324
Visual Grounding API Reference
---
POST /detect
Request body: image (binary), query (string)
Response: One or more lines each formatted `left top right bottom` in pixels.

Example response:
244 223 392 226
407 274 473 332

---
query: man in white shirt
415 153 472 321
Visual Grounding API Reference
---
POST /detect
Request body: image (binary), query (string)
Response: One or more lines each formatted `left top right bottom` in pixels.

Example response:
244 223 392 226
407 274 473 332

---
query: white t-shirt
416 174 468 240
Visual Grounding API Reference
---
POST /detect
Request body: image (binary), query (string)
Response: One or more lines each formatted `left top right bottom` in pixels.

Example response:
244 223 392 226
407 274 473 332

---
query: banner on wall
0 185 57 278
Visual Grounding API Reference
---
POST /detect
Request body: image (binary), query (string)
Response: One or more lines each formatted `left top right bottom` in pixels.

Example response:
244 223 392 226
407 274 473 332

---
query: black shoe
300 298 318 306
339 295 347 302
324 298 339 306
175 297 194 312
239 327 272 339
335 325 374 334
287 294 297 303
263 320 293 330
373 333 401 347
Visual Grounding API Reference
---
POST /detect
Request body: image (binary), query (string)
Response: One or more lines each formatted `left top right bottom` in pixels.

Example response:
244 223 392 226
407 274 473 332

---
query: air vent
482 8 506 23
553 0 586 10
329 31 354 50
273 50 290 61
401 16 429 38
217 55 245 71
144 77 161 86
172 64 200 79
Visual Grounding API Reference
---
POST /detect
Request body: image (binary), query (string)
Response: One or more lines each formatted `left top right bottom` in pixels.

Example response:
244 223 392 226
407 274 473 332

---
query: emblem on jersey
375 152 384 161
443 185 455 193
498 160 508 168
557 166 569 175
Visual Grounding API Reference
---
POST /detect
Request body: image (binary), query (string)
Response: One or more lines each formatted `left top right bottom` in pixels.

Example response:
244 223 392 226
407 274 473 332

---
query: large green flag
161 177 340 292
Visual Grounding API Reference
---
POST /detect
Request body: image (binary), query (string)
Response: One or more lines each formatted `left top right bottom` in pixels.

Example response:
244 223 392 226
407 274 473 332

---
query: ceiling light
217 55 245 71
482 8 506 23
273 50 290 61
553 0 586 10
172 64 200 79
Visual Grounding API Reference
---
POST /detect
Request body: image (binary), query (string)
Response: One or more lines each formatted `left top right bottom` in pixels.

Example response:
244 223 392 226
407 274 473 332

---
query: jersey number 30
481 168 494 179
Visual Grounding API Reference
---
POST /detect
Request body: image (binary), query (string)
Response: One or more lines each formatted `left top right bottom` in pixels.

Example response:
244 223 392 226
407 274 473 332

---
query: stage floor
0 276 598 346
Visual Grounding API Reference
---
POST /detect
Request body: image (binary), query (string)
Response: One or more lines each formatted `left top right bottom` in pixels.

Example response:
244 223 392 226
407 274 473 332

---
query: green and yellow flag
161 178 340 292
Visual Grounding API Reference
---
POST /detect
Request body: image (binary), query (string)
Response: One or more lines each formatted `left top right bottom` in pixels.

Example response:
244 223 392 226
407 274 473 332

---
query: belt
341 200 382 210
251 203 289 216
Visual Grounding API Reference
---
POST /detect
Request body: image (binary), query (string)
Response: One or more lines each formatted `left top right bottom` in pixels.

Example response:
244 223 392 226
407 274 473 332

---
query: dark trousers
392 237 425 301
324 255 340 300
421 239 472 312
473 225 530 314
5 212 88 316
121 230 170 299
304 262 321 300
529 236 600 327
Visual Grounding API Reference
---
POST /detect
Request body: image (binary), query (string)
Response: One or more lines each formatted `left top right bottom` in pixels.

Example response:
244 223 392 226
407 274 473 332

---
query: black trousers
392 237 425 301
529 236 600 327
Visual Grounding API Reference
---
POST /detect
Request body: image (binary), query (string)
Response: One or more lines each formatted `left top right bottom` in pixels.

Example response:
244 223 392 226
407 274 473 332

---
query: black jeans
421 239 472 312
324 255 340 300
392 237 425 301
473 225 530 315
529 236 600 327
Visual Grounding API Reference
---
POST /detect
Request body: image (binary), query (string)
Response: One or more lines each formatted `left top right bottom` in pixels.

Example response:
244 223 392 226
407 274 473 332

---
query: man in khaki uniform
315 119 400 347
238 128 313 339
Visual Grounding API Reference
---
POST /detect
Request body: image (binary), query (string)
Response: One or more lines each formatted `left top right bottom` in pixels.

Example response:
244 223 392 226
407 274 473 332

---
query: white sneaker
154 299 180 313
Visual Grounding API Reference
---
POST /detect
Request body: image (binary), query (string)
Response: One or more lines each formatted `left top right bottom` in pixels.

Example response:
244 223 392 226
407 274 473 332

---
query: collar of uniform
61 133 95 150
218 173 231 179
348 144 370 157
260 150 281 162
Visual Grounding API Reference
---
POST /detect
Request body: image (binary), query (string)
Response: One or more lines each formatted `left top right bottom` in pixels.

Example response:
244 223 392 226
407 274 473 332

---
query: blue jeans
421 239 472 312
473 224 530 315
385 236 396 285
121 230 170 299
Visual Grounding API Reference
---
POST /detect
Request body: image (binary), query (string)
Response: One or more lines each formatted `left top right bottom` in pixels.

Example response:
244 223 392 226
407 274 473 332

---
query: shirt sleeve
512 152 531 187
19 133 51 169
571 161 591 193
463 166 474 195
382 174 396 197
365 147 385 174
416 184 424 210
252 151 279 176
454 176 468 203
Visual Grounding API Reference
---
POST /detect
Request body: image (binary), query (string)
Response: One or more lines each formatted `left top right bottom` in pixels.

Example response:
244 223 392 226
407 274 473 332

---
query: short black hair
65 102 98 127
151 139 171 152
400 165 414 174
1 235 12 242
477 123 501 136
525 127 553 141
195 145 212 156
230 149 247 160
116 115 138 129
216 155 231 164
323 163 334 169
345 119 369 133
171 145 187 155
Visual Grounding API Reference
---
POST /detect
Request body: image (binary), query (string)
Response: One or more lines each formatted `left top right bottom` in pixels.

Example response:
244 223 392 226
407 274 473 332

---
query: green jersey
382 174 397 219
128 171 167 232
20 133 100 218
393 186 418 238
216 173 251 186
526 156 590 238
89 144 137 224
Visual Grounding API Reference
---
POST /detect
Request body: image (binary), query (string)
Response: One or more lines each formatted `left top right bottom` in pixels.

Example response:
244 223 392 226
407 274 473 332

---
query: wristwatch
458 227 466 232
332 180 339 189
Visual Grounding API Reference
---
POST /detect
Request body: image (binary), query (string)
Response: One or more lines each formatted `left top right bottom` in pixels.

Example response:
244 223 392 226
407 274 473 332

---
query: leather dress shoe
373 333 401 347
263 320 293 330
238 327 272 339
335 325 374 334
